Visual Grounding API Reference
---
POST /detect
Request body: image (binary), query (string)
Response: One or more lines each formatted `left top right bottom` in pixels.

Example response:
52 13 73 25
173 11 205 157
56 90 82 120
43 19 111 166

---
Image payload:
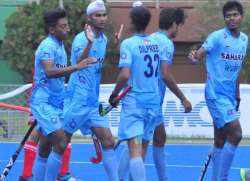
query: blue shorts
146 107 164 139
30 102 63 136
63 102 109 135
118 107 159 141
206 97 239 129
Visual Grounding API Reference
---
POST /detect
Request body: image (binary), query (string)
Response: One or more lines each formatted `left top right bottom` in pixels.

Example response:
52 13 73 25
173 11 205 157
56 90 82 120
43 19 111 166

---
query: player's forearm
163 73 186 102
112 69 130 95
236 76 240 99
45 65 78 78
77 42 92 63
195 47 206 61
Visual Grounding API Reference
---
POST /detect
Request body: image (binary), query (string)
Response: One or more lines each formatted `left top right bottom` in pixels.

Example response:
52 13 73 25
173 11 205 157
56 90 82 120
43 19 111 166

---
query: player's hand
109 93 119 107
76 57 97 70
85 24 94 44
28 113 35 125
188 49 199 64
236 97 241 111
181 98 192 113
114 24 124 45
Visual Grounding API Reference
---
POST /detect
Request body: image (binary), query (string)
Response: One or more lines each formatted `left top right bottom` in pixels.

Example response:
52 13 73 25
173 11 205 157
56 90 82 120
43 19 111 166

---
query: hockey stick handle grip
0 103 30 113
116 86 132 100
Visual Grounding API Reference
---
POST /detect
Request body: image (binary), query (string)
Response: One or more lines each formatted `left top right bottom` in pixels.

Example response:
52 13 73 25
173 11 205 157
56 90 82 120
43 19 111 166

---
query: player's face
89 11 107 30
170 22 180 39
224 9 243 31
51 17 70 41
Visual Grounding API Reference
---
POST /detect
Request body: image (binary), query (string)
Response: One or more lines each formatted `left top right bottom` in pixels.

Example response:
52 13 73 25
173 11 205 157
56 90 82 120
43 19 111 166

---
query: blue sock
153 146 167 181
211 146 222 181
102 149 119 181
220 142 237 180
118 147 130 180
129 157 145 181
45 151 62 181
33 155 47 181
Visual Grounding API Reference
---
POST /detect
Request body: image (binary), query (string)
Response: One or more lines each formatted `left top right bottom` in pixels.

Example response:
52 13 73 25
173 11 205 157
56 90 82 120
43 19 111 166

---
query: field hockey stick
198 151 212 181
0 122 36 181
114 140 123 150
0 103 36 181
90 134 102 164
99 85 132 116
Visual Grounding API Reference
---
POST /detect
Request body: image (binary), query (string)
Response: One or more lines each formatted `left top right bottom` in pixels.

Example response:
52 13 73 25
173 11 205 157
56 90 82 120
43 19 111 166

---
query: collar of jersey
134 33 147 37
157 30 168 38
94 31 105 42
224 27 241 38
48 34 63 46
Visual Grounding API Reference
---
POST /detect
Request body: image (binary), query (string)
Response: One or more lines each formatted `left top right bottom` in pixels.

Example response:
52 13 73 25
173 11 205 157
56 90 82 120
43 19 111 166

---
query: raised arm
77 24 94 63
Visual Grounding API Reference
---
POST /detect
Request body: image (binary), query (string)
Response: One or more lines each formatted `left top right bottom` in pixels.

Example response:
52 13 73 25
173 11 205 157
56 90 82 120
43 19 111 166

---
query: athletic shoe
18 176 33 181
57 172 82 181
240 168 250 181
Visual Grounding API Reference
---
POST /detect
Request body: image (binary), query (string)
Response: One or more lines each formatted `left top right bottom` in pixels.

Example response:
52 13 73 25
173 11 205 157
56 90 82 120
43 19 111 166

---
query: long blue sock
118 147 130 180
220 142 237 181
33 155 47 181
153 146 167 181
211 146 222 181
129 157 145 181
45 151 62 181
102 149 119 181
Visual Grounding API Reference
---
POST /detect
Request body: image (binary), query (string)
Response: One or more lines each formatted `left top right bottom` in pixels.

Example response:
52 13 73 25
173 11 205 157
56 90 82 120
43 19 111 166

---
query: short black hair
43 8 67 34
159 8 185 30
223 1 243 17
130 6 151 32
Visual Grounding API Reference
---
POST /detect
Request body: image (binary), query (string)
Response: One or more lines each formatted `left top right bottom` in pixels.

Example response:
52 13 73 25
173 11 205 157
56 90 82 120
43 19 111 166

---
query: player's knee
100 135 115 149
54 139 68 155
228 131 242 145
153 132 166 147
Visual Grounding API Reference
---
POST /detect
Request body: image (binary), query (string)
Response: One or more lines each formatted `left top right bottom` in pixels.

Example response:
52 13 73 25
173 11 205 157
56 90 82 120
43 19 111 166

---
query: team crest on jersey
43 52 51 59
39 77 47 86
78 75 86 83
241 35 246 42
224 33 227 39
121 52 127 59
143 38 151 44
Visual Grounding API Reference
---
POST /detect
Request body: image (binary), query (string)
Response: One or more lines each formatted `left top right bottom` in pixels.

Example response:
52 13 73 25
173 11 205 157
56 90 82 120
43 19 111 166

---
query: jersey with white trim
30 34 67 108
119 34 161 108
151 31 174 105
67 31 107 106
202 27 248 100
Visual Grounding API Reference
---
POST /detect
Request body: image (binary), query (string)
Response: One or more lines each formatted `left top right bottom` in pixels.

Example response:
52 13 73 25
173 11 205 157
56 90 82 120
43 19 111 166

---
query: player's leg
60 102 88 181
118 145 131 181
127 136 145 181
118 139 148 181
33 133 51 181
31 103 68 181
92 127 119 181
57 134 77 181
18 129 40 181
45 129 68 181
212 126 226 181
153 123 167 181
220 119 242 180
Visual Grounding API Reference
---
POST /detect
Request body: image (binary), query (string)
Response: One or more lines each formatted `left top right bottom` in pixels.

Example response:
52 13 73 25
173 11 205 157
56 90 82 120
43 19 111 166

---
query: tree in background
1 0 117 83
194 0 250 83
